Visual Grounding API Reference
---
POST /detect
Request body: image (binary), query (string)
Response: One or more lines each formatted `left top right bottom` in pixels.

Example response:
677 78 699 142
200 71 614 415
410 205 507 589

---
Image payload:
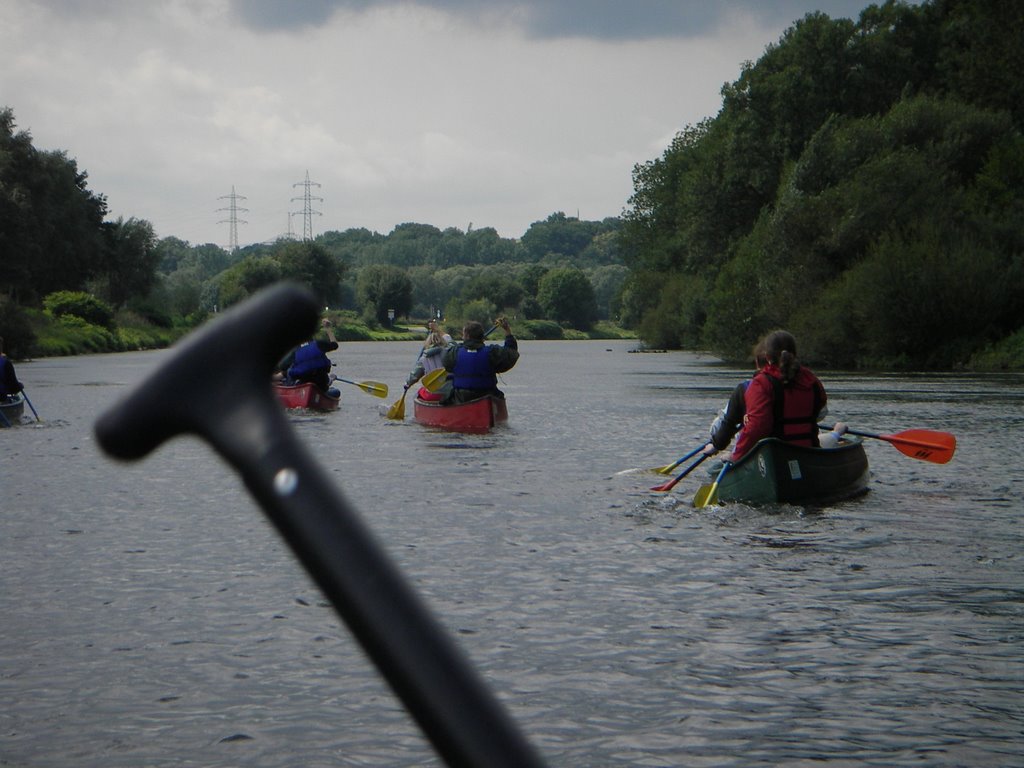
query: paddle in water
651 452 710 492
93 283 545 768
693 461 732 508
386 382 414 420
650 444 704 475
825 425 956 464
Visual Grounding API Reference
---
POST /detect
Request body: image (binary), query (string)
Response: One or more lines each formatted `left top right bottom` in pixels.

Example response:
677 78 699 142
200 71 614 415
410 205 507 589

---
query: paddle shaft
333 376 388 397
94 284 545 768
694 461 732 508
21 389 40 421
654 444 705 475
651 452 709 492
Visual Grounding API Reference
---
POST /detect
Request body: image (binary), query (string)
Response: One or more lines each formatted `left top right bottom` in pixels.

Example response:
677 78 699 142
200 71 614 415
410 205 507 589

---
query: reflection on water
2 343 1022 766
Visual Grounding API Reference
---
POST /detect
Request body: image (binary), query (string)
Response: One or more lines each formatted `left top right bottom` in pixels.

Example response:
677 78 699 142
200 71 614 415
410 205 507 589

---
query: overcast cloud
2 0 871 247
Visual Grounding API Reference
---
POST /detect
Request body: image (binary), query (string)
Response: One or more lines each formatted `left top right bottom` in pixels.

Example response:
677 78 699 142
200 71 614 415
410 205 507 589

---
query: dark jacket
441 334 519 402
0 356 24 398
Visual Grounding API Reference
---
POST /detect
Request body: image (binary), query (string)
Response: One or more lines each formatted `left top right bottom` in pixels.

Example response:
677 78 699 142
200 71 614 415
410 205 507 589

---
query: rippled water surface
2 339 1022 766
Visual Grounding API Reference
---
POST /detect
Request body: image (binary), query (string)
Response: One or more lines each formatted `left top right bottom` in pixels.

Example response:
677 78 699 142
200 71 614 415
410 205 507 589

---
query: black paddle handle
94 283 546 768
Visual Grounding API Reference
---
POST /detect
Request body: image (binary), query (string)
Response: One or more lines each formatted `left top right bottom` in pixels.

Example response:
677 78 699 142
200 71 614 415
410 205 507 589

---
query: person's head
763 330 799 382
751 339 767 370
424 330 447 349
462 321 485 342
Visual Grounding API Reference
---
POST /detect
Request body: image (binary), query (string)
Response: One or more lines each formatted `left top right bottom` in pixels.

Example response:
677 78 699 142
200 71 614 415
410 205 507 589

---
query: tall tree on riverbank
0 108 107 303
619 0 1024 368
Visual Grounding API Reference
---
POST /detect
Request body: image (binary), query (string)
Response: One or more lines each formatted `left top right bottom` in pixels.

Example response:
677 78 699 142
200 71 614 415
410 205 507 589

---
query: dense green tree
97 217 160 307
0 108 107 303
536 267 598 330
357 264 413 325
217 256 283 309
273 240 346 306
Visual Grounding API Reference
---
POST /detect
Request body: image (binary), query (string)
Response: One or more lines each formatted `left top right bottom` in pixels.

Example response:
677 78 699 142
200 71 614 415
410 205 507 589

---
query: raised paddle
421 366 448 393
331 375 389 398
651 444 705 475
824 425 956 464
693 461 732 508
651 452 710 492
93 283 546 768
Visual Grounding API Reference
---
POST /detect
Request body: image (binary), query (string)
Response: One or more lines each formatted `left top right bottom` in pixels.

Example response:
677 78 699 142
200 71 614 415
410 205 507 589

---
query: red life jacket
763 369 825 447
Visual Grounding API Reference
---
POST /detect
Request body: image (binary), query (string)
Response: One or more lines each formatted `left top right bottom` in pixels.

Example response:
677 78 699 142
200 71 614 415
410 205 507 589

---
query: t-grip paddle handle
94 282 545 768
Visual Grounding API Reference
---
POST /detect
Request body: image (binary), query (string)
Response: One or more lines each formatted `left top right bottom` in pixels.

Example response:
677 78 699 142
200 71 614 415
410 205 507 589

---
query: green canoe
712 436 869 505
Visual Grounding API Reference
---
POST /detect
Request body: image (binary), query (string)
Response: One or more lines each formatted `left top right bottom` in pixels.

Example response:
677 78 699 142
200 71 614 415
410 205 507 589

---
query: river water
1 339 1022 767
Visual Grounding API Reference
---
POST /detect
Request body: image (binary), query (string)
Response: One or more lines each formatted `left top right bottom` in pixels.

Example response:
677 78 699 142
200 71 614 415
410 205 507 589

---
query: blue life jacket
452 346 496 390
288 341 331 379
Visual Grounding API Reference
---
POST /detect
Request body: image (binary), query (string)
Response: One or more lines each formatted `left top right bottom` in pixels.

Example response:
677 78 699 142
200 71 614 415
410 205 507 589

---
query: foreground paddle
693 462 732 508
332 375 389 398
0 405 9 427
651 452 709 492
651 444 704 475
827 425 956 464
94 283 545 768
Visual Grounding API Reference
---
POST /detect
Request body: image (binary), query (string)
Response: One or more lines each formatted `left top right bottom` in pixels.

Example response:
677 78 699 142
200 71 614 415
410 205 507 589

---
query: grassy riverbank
21 307 637 359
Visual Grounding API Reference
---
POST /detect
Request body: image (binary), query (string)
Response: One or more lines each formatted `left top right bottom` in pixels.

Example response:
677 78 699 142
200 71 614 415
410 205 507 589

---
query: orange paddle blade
878 429 956 464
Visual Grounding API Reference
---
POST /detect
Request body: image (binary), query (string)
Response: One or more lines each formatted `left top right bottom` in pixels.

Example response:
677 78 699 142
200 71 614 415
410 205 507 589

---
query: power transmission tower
217 186 248 251
291 170 322 241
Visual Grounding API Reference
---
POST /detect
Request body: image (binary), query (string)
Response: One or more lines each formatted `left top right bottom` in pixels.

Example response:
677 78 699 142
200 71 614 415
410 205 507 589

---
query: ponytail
763 330 800 383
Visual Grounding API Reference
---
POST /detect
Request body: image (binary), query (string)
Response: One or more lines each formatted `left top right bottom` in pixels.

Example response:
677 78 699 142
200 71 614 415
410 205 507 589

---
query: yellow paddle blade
386 389 408 420
359 381 389 398
692 483 719 508
421 367 448 392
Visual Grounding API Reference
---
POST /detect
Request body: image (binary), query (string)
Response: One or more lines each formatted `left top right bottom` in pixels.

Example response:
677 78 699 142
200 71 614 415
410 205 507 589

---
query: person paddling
440 317 518 404
727 330 834 461
0 336 25 401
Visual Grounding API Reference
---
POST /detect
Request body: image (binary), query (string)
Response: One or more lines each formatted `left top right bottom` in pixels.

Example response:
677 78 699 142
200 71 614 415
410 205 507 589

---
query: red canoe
273 381 340 411
413 394 508 433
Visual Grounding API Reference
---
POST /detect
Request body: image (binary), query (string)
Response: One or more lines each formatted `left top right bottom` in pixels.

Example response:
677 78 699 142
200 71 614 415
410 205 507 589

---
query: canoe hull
0 393 25 427
273 382 340 411
413 394 508 433
716 437 869 505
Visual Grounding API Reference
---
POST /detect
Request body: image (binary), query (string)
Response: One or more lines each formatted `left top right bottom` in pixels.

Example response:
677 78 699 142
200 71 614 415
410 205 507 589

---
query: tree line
617 0 1024 369
0 102 630 356
4 0 1023 369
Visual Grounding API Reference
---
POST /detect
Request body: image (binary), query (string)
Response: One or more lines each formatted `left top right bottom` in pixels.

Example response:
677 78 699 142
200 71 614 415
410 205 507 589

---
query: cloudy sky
3 0 872 248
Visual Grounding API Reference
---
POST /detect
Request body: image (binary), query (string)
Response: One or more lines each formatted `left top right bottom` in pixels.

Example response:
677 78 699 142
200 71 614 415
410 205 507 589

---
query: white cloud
1 0 873 247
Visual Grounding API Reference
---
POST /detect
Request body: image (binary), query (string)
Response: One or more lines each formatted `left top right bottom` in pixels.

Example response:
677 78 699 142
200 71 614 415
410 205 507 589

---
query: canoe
712 436 869 505
0 393 25 427
413 394 508 433
273 381 340 411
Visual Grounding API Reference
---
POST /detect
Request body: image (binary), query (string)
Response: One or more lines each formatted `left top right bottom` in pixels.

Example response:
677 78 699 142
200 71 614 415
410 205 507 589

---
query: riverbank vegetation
2 0 1021 370
618 0 1024 370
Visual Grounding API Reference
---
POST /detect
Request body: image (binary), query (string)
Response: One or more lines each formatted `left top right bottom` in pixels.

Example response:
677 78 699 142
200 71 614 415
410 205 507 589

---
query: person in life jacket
703 339 768 455
440 317 518 404
729 330 834 461
0 336 25 401
404 322 454 402
277 319 339 394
